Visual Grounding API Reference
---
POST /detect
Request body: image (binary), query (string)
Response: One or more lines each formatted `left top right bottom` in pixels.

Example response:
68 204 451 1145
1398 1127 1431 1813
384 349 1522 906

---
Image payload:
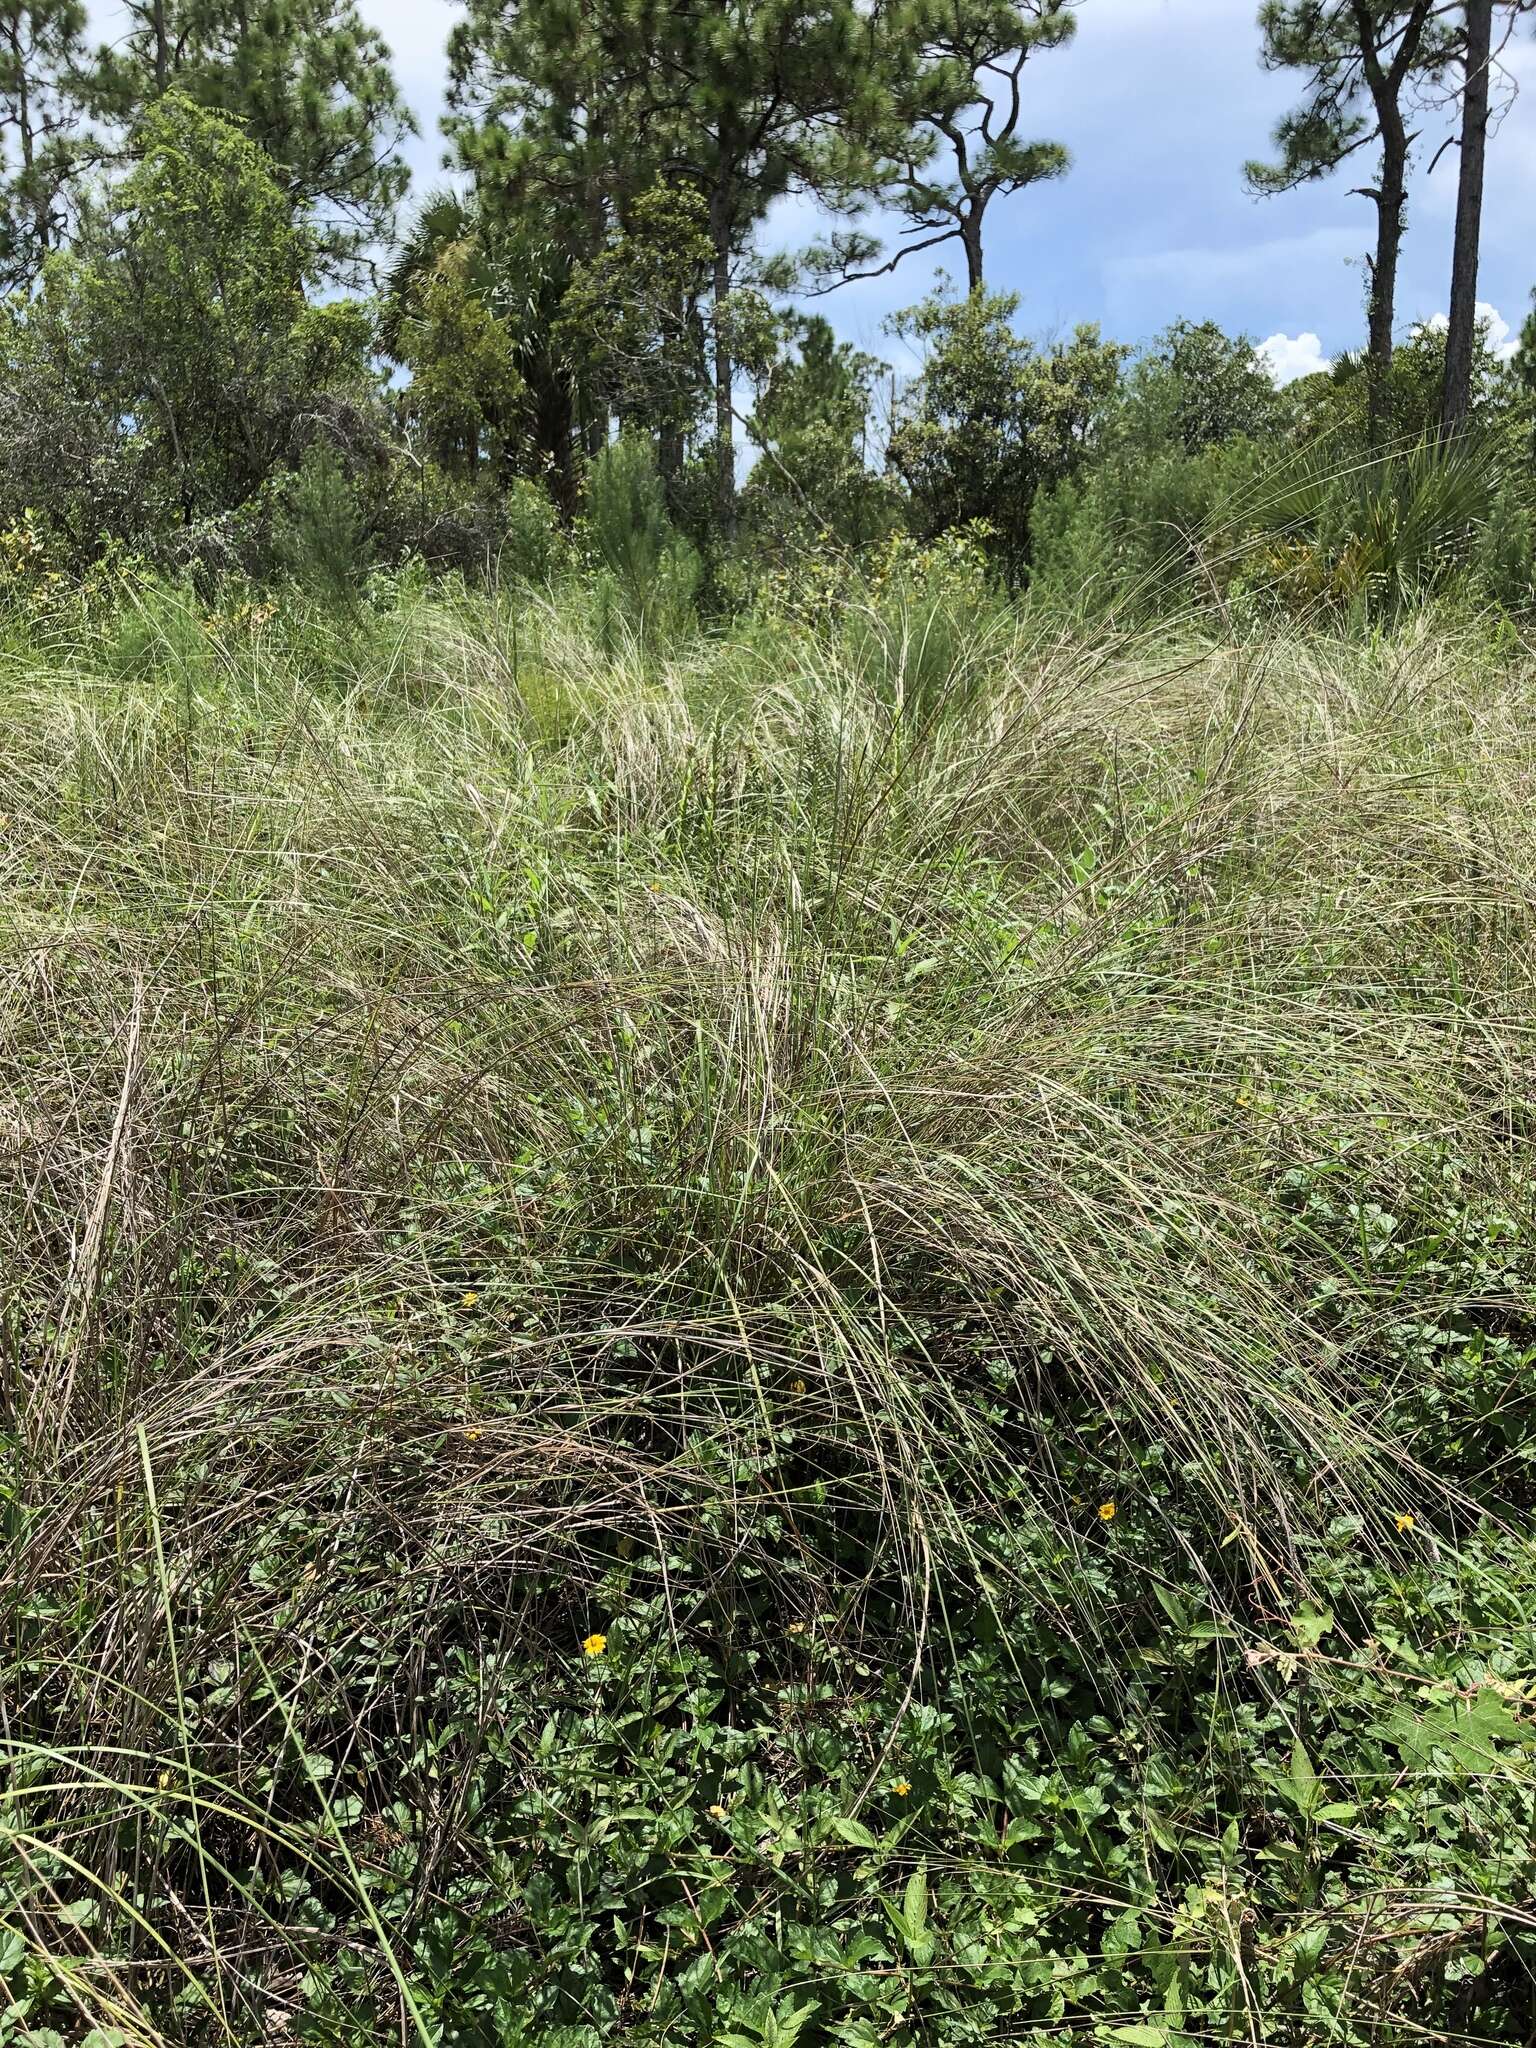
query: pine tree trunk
1365 123 1408 451
151 0 170 93
961 205 984 296
8 21 44 263
1440 0 1494 436
710 196 736 541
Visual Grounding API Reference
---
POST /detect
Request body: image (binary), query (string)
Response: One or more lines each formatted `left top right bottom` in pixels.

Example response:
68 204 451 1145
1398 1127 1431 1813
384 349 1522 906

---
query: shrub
583 432 702 646
273 444 373 603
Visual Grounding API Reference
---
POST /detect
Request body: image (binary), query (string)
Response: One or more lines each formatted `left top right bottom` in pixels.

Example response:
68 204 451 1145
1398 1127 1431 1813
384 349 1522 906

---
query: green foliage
1302 435 1502 613
0 0 92 288
744 316 903 552
1516 290 1536 401
557 184 714 456
1116 320 1287 456
383 190 581 514
273 443 371 603
1031 312 1536 625
887 287 1126 576
1293 316 1511 450
291 295 377 391
393 243 528 480
584 432 702 644
34 96 309 526
89 0 414 280
449 0 899 525
1030 435 1270 617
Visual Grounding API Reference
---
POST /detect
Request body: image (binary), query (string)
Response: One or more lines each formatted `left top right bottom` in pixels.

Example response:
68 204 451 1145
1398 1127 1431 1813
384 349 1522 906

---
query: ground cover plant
2 564 1535 2045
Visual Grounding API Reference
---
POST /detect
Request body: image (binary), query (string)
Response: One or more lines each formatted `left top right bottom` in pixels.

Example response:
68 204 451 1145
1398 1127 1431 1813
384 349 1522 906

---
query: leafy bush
1030 437 1270 618
886 289 1127 581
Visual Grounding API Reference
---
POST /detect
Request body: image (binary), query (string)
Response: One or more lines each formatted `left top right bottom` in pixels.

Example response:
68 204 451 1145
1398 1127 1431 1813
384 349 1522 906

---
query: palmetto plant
381 187 578 505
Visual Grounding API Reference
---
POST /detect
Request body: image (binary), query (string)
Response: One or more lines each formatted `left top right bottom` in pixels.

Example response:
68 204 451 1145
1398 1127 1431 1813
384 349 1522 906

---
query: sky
96 0 1536 383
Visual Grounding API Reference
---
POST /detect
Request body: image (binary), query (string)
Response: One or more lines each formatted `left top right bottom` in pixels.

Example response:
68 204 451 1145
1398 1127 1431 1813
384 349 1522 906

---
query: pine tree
0 1 92 288
449 0 891 535
445 0 632 236
1248 1 1458 448
446 0 648 465
89 0 413 279
863 0 1075 295
1440 0 1494 435
623 0 893 534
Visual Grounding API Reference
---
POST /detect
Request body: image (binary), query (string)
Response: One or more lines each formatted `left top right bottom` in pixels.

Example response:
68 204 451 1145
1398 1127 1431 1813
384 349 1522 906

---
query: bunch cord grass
3 578 1536 2037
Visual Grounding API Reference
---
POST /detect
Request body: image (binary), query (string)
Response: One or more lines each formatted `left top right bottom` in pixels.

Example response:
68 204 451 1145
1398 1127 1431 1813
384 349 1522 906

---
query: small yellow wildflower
790 1378 807 1396
892 1779 911 1798
582 1632 608 1657
708 1802 728 1819
1098 1500 1117 1522
786 1620 806 1636
460 1291 479 1308
1396 1512 1415 1534
465 1426 483 1442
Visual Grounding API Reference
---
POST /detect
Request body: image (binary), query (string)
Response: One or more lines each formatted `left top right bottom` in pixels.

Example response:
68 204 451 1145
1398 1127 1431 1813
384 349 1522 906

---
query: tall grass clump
2 572 1535 2046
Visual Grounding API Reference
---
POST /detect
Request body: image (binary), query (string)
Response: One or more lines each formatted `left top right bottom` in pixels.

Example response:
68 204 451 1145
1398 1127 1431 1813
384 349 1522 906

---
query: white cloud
1418 301 1521 361
1257 331 1331 385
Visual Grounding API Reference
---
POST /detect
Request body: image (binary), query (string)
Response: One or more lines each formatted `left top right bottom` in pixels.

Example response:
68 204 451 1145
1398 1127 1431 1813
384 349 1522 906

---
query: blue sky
100 0 1536 379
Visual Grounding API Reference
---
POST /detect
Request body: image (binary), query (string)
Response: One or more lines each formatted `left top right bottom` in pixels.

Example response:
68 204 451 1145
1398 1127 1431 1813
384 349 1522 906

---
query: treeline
0 0 1533 622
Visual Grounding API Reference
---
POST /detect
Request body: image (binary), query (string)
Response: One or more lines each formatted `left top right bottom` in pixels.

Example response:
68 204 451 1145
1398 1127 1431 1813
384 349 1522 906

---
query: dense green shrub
1030 437 1270 617
584 433 702 646
274 444 374 603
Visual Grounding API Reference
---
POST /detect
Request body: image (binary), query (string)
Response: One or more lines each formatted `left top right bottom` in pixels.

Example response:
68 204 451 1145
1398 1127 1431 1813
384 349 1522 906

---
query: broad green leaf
1289 1601 1333 1649
903 1861 928 1941
1285 1923 1328 1985
1103 1908 1143 1962
1151 1583 1189 1630
1287 1736 1320 1816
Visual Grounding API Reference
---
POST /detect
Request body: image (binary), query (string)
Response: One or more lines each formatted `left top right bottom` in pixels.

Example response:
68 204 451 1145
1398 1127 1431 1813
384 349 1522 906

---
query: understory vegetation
4 0 1536 2041
3 566 1536 2045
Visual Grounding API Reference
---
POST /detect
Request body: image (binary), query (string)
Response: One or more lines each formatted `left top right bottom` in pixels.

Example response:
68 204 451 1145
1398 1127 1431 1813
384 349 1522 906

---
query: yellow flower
786 1620 806 1636
465 1426 483 1442
790 1378 807 1395
460 1291 479 1308
892 1779 911 1798
1396 1512 1415 1533
708 1802 728 1819
1098 1500 1117 1522
582 1632 608 1657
